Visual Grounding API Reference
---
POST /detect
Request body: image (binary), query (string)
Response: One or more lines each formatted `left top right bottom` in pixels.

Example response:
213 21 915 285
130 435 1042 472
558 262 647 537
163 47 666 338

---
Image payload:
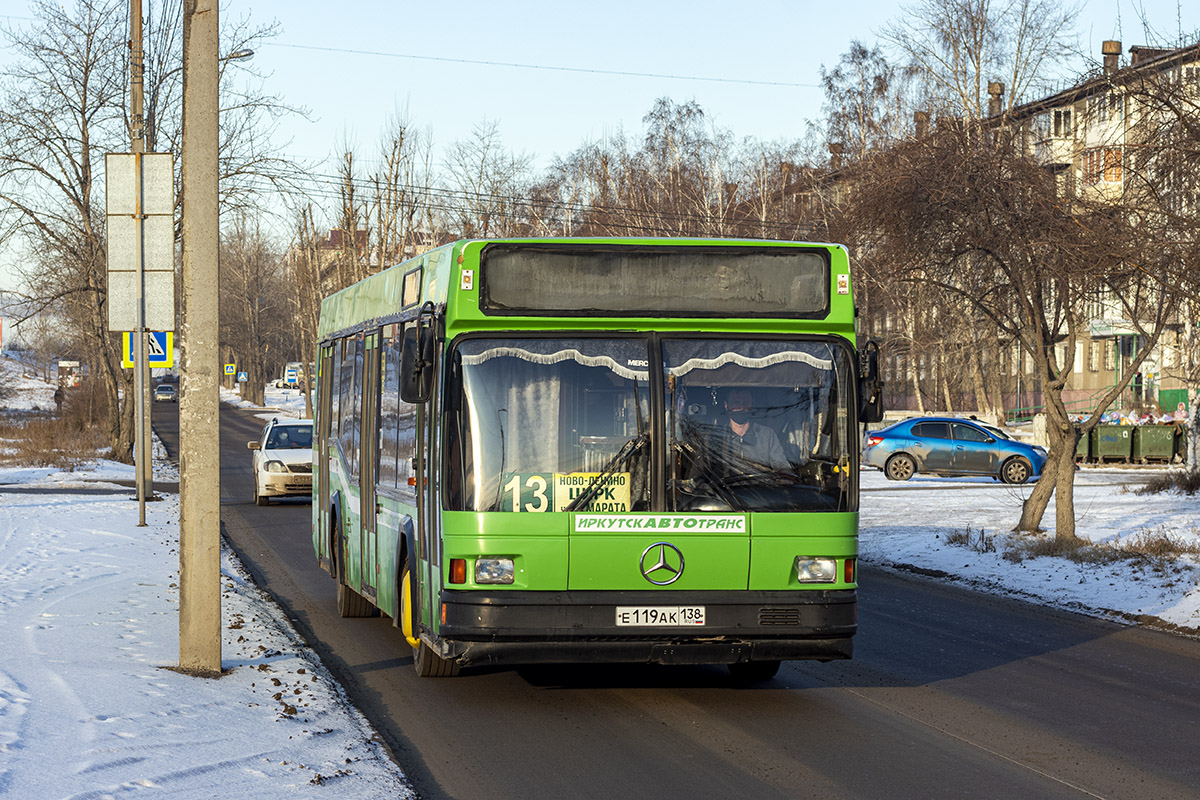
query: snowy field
859 468 1200 632
0 359 1197 798
0 371 412 799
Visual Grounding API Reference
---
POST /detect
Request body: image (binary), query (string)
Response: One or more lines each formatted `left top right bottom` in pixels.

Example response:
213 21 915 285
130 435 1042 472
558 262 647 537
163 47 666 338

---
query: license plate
615 606 705 626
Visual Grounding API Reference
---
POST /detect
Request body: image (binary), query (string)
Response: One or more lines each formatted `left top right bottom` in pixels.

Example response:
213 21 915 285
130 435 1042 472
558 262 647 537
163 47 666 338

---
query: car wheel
728 660 781 682
884 453 916 481
254 482 269 506
1001 457 1032 484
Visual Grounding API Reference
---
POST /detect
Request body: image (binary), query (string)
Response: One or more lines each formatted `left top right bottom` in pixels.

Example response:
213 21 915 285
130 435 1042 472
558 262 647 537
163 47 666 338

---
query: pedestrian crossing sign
121 331 173 368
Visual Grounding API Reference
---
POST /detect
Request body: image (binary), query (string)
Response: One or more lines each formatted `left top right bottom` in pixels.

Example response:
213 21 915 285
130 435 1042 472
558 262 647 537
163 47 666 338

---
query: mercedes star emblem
639 542 685 585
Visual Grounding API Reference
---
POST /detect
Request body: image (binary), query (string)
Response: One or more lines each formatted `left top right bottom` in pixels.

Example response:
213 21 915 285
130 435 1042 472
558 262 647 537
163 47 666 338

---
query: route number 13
503 474 548 512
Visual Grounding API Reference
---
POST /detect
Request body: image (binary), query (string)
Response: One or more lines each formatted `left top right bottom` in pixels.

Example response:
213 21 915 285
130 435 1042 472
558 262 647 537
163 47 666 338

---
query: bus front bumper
435 589 856 668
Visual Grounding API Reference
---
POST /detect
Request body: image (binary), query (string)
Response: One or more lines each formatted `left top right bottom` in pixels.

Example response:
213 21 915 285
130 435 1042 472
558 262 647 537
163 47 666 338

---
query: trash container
1132 425 1176 464
1090 424 1133 463
1176 426 1191 463
1073 425 1090 462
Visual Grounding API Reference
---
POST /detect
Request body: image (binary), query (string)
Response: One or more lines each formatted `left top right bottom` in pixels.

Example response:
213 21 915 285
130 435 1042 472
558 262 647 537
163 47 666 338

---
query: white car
247 418 314 505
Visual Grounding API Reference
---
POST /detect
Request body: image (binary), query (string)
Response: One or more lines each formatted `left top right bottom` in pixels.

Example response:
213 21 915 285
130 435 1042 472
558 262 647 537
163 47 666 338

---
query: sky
0 0 1199 290
1 356 1199 797
233 0 1200 170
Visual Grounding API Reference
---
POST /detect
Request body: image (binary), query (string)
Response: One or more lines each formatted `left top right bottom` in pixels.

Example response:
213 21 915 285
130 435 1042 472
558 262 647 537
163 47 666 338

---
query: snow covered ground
0 374 412 799
858 469 1200 632
0 361 1197 798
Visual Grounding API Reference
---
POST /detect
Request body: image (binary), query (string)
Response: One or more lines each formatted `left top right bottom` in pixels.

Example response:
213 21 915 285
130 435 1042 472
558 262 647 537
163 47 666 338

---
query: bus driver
717 388 789 473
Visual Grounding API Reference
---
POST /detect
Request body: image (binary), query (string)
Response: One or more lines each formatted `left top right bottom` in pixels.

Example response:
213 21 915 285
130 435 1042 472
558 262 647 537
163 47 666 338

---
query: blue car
862 417 1047 484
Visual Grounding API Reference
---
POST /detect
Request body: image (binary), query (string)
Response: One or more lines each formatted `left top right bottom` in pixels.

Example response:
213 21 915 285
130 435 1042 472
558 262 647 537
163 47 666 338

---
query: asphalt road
154 402 1200 800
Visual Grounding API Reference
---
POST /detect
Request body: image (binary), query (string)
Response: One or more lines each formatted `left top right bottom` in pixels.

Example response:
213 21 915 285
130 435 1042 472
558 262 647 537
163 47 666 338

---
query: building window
1103 340 1115 372
1083 148 1123 185
1088 340 1099 372
1034 112 1052 140
1054 109 1072 137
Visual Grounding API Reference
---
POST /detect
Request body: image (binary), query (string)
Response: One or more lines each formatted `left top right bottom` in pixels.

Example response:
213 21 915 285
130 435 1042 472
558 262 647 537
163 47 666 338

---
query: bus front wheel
402 556 460 677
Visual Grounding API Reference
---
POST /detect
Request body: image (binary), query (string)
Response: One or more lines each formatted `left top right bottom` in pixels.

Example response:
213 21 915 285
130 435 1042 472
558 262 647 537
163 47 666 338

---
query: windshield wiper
564 433 648 512
671 436 747 511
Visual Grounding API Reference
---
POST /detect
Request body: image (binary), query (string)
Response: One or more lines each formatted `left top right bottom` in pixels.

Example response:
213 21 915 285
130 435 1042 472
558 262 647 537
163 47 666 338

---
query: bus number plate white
615 606 705 626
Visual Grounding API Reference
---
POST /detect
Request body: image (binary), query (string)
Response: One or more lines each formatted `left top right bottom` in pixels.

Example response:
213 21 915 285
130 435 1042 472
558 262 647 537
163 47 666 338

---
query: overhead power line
262 42 820 89
234 170 815 239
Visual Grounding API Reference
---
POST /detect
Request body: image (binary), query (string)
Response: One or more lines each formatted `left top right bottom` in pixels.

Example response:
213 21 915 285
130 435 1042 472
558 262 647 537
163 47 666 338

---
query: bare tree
0 0 305 459
882 0 1082 119
443 120 532 238
821 40 916 162
368 110 435 268
0 0 131 457
334 147 368 286
219 212 286 407
1120 47 1200 472
853 121 1178 539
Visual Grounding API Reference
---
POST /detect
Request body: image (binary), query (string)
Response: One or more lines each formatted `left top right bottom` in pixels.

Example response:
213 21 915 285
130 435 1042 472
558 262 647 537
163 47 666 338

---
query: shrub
0 379 111 467
1002 526 1200 567
1135 469 1200 496
945 526 996 553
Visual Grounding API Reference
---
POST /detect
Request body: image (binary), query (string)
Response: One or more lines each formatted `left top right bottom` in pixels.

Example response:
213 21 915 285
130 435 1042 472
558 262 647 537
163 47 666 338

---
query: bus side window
328 341 343 444
379 324 400 489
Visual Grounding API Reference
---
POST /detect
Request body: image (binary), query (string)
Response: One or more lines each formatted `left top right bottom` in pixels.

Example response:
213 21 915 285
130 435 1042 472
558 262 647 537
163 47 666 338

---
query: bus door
360 330 381 600
415 332 441 635
317 344 335 564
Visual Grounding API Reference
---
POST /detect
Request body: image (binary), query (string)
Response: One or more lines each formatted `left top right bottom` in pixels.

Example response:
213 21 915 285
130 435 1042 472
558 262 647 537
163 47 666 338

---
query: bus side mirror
859 340 884 424
400 325 435 403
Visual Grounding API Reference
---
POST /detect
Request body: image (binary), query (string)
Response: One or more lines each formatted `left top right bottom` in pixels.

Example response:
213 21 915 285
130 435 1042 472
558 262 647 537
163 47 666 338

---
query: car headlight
474 557 515 584
1032 446 1047 455
264 460 288 473
795 557 838 584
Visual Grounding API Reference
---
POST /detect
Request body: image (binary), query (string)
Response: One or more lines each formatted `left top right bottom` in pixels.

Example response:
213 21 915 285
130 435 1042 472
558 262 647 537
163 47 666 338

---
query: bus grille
758 608 800 625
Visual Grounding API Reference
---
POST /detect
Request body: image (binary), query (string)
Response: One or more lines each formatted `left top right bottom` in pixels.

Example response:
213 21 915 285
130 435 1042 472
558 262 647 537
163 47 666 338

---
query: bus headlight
475 558 515 585
264 460 288 473
795 557 838 583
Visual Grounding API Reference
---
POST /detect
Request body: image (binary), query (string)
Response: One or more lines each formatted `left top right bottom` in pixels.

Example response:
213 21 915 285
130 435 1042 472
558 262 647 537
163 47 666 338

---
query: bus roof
316 237 855 341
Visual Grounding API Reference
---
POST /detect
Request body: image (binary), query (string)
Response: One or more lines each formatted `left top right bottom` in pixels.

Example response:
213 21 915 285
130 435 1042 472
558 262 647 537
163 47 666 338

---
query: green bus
312 238 883 678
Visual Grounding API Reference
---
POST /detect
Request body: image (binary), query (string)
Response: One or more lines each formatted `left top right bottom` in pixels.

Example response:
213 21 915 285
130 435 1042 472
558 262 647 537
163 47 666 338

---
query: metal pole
179 0 221 676
130 0 149 525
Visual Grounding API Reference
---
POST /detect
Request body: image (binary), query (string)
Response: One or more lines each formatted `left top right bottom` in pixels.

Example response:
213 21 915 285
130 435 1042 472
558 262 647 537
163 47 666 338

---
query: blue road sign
121 331 173 368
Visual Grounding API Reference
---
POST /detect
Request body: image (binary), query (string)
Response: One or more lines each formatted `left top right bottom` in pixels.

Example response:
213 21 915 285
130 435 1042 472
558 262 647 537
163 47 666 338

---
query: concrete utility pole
179 0 221 676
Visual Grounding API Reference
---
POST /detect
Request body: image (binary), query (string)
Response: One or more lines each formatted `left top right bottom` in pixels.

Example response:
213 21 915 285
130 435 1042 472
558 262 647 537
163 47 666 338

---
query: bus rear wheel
334 525 374 618
402 556 460 677
728 660 781 681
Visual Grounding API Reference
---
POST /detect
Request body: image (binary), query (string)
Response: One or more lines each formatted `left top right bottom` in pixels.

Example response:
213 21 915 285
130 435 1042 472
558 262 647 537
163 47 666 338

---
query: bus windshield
665 339 855 513
451 337 652 513
448 335 855 513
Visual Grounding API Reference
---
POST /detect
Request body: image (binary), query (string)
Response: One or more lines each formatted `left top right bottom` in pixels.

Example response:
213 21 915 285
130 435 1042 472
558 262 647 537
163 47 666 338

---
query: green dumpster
1177 426 1191 463
1132 425 1176 463
1074 426 1090 461
1090 424 1132 463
